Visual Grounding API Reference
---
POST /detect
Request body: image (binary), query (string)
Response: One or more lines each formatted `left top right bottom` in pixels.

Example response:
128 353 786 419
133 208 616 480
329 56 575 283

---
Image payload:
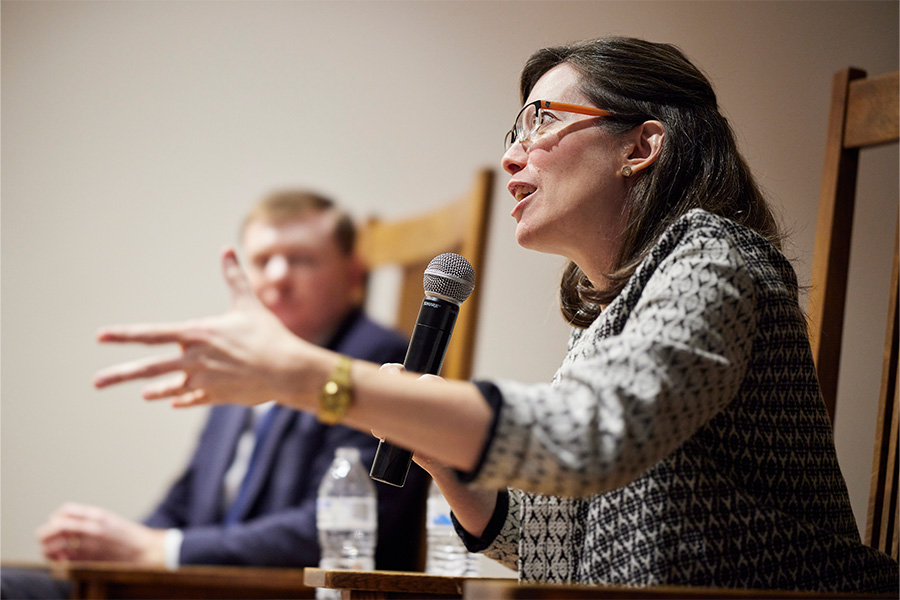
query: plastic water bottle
425 480 481 576
316 447 378 600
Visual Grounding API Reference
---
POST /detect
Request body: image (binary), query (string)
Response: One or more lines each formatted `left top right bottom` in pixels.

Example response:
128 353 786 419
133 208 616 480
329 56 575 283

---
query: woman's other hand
376 363 497 539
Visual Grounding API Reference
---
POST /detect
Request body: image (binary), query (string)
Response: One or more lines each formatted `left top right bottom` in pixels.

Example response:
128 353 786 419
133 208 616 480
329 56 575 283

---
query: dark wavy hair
519 37 781 328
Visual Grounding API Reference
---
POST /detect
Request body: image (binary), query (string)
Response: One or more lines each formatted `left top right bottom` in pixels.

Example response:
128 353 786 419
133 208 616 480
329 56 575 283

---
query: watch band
318 355 354 425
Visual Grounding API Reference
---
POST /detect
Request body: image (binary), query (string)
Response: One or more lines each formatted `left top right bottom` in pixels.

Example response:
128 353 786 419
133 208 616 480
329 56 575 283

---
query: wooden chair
806 67 899 559
358 167 494 380
44 169 495 599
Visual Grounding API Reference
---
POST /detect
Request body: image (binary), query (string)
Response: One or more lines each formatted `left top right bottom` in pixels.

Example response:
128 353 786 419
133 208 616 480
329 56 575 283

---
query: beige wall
2 0 897 572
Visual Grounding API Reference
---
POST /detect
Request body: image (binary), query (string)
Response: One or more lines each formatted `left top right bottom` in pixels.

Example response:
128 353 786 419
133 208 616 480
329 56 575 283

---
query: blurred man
2 191 429 599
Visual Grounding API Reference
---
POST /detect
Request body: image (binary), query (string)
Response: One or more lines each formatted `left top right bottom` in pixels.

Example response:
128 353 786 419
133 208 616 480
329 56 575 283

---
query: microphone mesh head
423 253 475 305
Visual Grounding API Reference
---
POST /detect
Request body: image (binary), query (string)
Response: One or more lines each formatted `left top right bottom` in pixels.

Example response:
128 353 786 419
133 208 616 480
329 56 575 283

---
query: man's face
242 212 362 342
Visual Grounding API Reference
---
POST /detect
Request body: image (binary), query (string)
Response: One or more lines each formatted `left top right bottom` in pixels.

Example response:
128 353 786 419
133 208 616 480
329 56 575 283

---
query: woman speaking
94 37 898 593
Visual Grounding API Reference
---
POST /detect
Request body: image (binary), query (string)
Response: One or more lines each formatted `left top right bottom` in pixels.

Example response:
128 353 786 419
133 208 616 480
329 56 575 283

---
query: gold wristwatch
318 355 353 425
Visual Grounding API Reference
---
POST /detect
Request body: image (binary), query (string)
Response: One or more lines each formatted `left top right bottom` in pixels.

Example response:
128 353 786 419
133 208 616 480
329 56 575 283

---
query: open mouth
513 185 536 202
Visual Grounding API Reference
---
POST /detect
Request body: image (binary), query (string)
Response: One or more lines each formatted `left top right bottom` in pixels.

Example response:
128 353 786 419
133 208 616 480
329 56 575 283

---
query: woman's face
501 63 630 284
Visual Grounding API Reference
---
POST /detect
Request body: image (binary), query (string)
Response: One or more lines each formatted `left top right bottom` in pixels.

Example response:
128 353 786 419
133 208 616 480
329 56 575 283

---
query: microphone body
368 297 459 487
369 252 475 488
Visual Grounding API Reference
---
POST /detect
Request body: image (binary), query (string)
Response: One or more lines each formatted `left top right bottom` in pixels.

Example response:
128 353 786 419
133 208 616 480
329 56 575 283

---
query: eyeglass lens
517 103 538 143
505 102 538 150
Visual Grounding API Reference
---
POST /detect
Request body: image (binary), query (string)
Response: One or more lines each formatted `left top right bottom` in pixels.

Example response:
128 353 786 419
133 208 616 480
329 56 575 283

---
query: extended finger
96 322 196 345
94 355 186 389
169 389 209 409
141 374 191 400
221 247 256 308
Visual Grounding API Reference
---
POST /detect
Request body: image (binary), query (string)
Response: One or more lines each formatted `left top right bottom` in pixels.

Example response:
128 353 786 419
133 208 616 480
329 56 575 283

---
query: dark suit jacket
143 310 430 570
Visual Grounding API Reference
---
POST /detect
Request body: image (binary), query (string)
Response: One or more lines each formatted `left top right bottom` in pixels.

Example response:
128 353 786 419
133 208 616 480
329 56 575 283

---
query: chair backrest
358 168 494 381
807 68 899 558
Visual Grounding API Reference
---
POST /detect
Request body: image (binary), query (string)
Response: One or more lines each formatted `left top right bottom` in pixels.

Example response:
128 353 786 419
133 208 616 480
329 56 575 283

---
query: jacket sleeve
142 408 227 529
467 225 759 498
142 469 192 529
452 488 520 571
177 498 321 567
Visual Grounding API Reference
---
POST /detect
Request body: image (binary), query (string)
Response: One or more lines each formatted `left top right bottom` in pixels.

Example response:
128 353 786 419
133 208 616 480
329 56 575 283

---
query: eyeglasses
504 100 613 150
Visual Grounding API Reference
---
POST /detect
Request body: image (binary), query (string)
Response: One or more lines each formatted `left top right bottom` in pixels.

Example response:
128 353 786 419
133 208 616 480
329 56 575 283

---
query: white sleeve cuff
163 528 184 570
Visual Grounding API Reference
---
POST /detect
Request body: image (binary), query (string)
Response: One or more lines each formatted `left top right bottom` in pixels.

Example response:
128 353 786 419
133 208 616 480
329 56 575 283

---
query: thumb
379 363 405 375
221 247 255 308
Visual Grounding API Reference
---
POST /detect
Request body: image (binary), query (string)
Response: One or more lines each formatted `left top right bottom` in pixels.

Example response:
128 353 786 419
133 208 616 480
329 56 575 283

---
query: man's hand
36 503 166 565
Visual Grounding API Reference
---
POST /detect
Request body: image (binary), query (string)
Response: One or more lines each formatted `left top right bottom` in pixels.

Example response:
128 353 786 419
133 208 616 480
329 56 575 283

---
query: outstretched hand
93 247 312 408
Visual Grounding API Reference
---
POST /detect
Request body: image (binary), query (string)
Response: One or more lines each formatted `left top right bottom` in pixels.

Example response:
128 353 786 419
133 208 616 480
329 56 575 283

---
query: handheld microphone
369 252 476 487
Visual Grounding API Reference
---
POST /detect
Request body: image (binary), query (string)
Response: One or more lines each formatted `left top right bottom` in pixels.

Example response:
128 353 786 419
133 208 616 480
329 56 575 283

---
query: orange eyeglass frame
505 100 614 148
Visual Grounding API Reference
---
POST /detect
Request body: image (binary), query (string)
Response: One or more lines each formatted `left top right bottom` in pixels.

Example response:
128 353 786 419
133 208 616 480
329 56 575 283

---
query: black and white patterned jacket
462 209 898 593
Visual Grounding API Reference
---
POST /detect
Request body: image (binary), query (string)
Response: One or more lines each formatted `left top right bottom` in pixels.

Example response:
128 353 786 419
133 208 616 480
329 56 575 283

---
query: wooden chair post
358 168 494 380
866 233 899 557
807 66 899 560
807 68 900 424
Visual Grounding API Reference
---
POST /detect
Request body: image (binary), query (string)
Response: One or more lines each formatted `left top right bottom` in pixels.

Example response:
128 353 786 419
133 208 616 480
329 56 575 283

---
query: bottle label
317 497 377 532
427 496 455 531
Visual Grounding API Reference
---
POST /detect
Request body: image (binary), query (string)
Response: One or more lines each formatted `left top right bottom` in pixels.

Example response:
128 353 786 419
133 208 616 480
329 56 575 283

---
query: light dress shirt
164 401 276 569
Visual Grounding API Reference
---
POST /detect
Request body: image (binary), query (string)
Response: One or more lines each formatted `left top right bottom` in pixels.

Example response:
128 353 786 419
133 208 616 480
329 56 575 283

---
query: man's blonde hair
240 190 356 255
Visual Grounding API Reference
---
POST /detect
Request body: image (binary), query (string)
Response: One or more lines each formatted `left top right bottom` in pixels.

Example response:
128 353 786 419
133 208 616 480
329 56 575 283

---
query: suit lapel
197 406 252 523
227 406 296 521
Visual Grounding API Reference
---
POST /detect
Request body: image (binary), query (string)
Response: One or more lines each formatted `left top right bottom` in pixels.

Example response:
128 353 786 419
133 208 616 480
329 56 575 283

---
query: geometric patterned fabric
470 210 899 593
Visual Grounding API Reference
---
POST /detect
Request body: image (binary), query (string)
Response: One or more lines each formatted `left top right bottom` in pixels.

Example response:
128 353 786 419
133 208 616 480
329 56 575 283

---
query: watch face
326 394 343 411
320 384 349 424
319 356 353 424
